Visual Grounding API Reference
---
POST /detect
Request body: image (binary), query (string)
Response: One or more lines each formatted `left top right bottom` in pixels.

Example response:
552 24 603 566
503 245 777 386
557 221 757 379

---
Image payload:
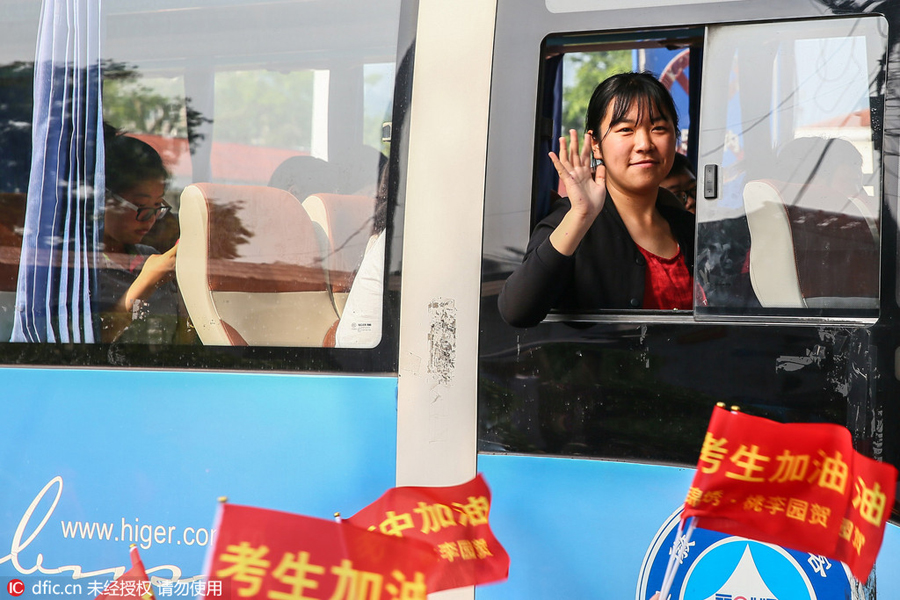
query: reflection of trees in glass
102 62 212 154
104 66 187 137
208 200 253 260
0 62 36 193
214 71 313 150
562 51 632 136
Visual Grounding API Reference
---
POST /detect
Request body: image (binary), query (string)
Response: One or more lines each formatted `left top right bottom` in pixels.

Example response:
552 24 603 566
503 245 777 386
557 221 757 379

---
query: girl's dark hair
585 72 679 142
104 123 168 194
668 152 695 177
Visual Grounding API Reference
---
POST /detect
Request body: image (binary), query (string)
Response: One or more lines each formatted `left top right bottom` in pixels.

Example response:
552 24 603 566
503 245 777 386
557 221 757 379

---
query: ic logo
6 580 24 597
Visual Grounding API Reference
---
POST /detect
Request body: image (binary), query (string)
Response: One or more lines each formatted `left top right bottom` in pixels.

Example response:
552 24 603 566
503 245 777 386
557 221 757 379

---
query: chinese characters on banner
202 504 439 600
346 473 510 592
682 405 897 581
95 546 155 600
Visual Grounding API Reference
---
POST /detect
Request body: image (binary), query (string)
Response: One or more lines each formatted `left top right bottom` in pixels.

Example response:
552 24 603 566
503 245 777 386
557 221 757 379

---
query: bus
1 0 898 598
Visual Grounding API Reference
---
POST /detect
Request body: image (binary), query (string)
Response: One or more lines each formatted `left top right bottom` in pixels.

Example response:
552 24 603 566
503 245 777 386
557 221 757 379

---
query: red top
637 245 693 310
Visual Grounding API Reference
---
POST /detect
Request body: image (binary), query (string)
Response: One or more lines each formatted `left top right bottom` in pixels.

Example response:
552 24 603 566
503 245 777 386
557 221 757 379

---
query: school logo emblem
636 507 861 600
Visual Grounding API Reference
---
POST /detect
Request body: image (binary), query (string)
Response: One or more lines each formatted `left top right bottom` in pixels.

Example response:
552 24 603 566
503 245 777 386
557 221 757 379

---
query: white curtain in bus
12 0 103 342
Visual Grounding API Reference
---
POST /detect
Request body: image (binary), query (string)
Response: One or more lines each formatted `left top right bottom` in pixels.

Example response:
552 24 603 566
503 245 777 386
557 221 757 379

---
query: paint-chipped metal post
396 0 496 500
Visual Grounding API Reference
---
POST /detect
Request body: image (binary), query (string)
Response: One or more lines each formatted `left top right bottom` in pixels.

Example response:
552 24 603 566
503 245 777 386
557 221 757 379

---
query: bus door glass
695 16 887 320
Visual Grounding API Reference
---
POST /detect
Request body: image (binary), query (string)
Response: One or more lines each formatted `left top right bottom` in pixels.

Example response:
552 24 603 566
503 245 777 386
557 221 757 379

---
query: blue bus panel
0 369 397 594
478 454 900 600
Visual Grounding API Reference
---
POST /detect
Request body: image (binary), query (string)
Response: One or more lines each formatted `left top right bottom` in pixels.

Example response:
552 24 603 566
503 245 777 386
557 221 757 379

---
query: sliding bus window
695 16 886 320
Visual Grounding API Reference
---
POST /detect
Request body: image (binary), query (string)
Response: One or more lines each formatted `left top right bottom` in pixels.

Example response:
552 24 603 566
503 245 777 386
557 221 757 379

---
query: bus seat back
743 179 878 309
176 183 337 346
301 193 376 316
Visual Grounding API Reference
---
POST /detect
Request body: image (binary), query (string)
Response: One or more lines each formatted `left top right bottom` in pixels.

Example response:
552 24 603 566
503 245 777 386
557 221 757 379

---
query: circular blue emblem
636 507 859 600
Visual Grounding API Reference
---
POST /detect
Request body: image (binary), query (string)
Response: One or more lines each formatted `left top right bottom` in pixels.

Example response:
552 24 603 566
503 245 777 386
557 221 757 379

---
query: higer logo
714 595 777 600
7 580 25 597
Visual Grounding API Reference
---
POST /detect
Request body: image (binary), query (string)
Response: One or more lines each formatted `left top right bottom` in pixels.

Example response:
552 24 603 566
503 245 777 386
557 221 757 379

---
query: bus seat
176 183 338 346
743 180 878 309
300 193 376 316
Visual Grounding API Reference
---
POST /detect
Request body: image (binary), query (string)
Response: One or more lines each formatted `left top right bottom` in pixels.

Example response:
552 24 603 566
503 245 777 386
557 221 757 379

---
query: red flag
682 405 897 581
346 473 510 591
95 546 155 600
202 504 439 600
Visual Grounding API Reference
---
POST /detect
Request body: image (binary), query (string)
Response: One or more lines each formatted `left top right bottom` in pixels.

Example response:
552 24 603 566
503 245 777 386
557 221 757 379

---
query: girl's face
590 98 676 200
103 178 167 247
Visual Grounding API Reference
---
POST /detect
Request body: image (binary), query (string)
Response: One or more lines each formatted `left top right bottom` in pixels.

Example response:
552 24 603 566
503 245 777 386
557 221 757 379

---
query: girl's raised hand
548 129 607 218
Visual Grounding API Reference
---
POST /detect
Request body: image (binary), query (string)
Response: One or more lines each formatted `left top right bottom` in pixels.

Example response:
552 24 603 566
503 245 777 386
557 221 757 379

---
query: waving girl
499 72 695 327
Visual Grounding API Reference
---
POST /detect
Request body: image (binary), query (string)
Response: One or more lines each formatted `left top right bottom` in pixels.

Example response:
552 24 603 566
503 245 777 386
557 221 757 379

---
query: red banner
683 405 897 581
96 546 155 600
346 473 510 592
203 504 439 600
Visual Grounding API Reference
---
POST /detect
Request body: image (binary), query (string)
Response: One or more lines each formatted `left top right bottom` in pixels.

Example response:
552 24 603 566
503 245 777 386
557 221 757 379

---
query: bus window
523 31 701 320
695 16 886 320
0 0 412 368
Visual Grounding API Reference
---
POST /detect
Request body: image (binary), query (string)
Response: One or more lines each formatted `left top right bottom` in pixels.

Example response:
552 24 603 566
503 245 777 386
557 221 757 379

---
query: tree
212 70 313 150
103 62 191 139
561 51 632 136
0 62 35 193
102 64 314 152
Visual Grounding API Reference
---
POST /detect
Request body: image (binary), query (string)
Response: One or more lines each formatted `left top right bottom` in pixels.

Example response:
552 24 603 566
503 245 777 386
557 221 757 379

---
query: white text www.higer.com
60 518 216 549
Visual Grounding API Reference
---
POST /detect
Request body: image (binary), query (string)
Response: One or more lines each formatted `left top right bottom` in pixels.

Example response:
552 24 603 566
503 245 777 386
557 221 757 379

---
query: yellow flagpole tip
730 405 741 412
129 543 136 549
218 496 228 503
716 402 726 408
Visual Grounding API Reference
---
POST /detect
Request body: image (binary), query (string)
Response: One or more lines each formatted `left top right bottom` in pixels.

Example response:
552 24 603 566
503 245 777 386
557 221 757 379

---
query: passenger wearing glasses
660 152 697 214
98 125 179 342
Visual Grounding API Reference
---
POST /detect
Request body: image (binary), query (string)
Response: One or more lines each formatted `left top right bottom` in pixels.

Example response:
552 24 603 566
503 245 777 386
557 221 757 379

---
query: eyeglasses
106 189 170 222
673 185 697 206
